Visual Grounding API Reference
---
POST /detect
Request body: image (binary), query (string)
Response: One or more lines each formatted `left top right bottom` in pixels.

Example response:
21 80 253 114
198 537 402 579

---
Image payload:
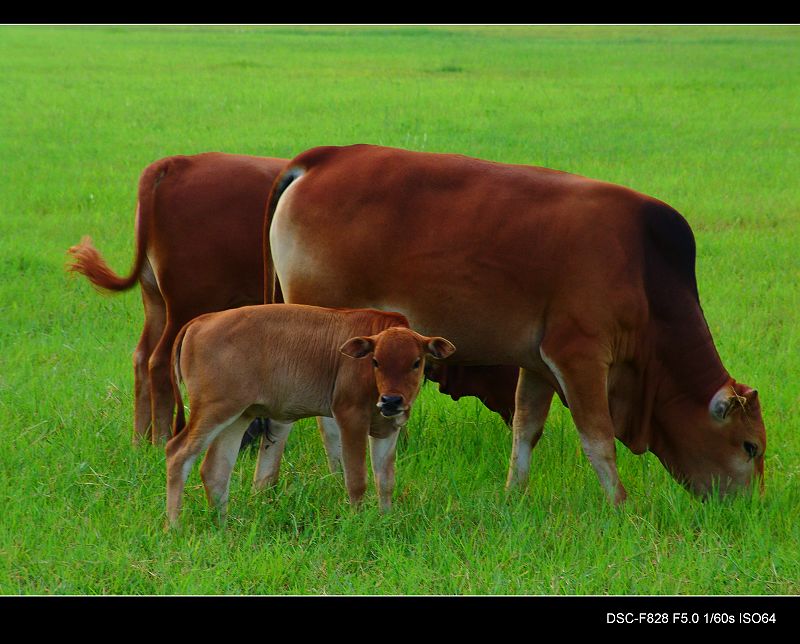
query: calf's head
340 327 456 424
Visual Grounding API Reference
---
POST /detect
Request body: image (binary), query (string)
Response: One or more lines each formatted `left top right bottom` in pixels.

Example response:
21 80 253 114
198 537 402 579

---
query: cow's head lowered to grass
649 379 766 499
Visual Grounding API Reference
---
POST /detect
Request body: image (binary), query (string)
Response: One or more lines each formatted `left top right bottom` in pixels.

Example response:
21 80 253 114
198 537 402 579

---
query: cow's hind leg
540 342 627 505
165 406 241 529
148 318 181 445
505 369 555 491
252 420 293 490
200 415 251 525
133 272 166 445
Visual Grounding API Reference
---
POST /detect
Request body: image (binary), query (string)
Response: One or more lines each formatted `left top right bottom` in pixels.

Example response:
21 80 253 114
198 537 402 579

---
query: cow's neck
616 296 729 454
654 297 730 406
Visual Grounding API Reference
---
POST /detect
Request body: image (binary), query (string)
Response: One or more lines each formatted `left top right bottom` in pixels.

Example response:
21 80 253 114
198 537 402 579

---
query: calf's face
340 327 456 424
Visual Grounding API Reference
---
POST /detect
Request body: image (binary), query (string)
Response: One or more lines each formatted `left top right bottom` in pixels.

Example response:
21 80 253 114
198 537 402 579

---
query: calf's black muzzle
378 394 404 417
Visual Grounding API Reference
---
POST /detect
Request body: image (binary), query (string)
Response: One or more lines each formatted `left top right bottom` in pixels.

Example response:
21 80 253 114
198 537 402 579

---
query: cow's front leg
369 420 401 512
506 368 554 491
541 342 626 505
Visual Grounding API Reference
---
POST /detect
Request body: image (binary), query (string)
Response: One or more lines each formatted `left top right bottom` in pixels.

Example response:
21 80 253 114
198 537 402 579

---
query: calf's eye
372 358 379 368
413 358 421 370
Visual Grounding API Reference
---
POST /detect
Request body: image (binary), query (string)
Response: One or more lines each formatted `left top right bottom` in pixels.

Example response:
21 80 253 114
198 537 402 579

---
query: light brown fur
165 304 454 527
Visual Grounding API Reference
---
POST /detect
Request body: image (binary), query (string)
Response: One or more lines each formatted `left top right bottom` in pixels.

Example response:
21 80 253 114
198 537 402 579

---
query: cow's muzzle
377 394 406 417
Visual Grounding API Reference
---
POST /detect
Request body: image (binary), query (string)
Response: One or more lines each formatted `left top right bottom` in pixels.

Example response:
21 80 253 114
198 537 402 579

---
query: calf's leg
333 407 370 507
165 406 241 528
200 416 251 525
369 424 400 513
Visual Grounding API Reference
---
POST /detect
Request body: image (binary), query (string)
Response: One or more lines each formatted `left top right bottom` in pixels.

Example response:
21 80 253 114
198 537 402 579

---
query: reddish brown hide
425 362 518 425
67 153 286 444
67 152 511 447
264 144 766 504
166 304 454 526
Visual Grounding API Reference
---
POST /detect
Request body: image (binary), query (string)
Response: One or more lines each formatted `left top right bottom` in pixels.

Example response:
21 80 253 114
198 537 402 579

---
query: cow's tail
263 165 305 304
171 322 190 435
66 159 164 292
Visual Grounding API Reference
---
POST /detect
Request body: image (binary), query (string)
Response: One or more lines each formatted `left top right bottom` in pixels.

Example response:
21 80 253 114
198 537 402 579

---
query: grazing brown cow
165 304 455 526
67 153 287 445
264 144 766 504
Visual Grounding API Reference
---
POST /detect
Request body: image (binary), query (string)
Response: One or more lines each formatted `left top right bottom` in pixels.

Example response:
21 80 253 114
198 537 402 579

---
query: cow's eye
413 358 421 370
372 358 379 368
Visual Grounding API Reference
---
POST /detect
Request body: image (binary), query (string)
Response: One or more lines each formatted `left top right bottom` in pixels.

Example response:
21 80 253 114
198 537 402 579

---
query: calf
165 303 455 527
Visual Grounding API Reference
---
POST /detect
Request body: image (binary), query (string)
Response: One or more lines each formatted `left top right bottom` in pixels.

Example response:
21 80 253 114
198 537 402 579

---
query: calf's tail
171 323 190 435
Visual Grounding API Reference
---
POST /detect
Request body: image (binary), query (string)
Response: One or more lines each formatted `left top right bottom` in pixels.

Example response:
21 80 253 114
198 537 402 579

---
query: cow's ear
710 393 734 421
425 337 456 360
709 386 742 421
340 336 375 359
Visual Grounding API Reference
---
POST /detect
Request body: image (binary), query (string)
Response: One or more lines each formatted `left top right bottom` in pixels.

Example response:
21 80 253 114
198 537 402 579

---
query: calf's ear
425 337 456 360
340 336 376 359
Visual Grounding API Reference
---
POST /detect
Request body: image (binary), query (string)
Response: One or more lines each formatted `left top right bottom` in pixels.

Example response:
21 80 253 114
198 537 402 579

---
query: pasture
0 25 798 595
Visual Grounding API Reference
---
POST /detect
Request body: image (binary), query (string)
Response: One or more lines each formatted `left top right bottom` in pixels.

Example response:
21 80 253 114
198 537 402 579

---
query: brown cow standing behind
67 153 286 444
166 304 455 527
264 144 766 504
67 152 514 449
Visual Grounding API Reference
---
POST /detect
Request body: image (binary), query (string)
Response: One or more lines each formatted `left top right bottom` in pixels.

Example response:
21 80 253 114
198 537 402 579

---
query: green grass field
1 25 798 595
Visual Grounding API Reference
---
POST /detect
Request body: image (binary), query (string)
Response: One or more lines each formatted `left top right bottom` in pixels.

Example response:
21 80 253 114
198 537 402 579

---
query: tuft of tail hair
66 235 144 292
65 160 163 292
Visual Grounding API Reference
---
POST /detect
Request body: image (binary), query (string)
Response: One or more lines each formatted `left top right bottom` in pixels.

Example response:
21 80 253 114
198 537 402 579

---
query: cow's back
150 153 285 318
271 144 654 367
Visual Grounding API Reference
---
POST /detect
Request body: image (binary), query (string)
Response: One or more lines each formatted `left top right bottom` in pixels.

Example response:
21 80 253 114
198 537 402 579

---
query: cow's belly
274 246 543 368
270 177 552 368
